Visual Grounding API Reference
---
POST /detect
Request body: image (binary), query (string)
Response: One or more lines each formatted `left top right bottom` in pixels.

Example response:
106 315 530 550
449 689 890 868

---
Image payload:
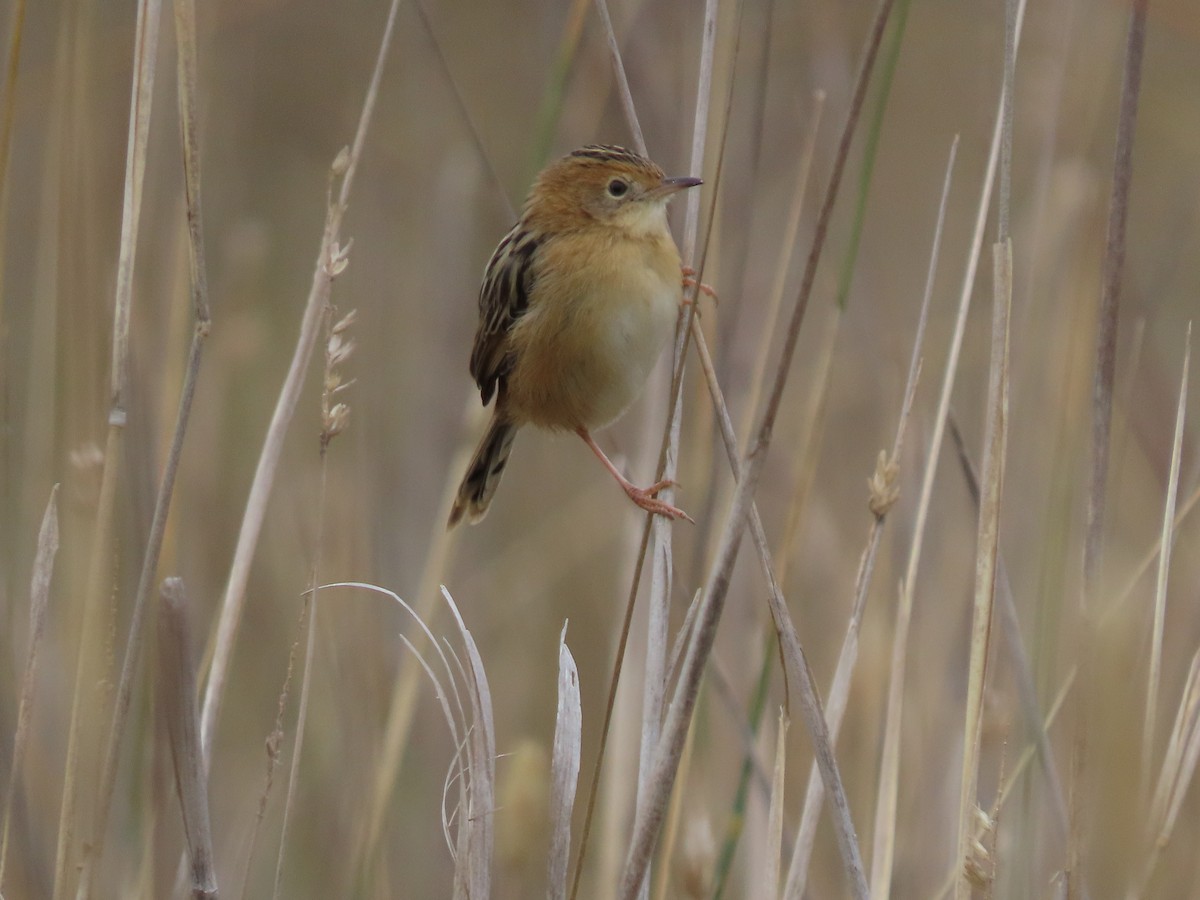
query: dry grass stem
172 0 209 325
85 0 212 890
409 0 516 219
954 238 1012 900
690 312 859 896
571 0 723 891
321 583 492 894
775 308 839 586
1141 327 1190 783
0 0 27 506
621 4 899 896
650 715 699 900
272 306 355 898
0 0 27 269
548 625 582 900
635 0 723 885
865 3 1026 888
158 578 217 900
933 676 1074 900
592 0 646 157
946 414 1070 841
736 91 825 450
237 597 310 900
1081 0 1149 604
787 133 955 900
952 24 1021 890
1135 649 1200 895
1073 3 1149 890
1105 483 1200 627
53 0 162 893
954 35 1020 895
199 0 402 764
356 391 475 882
708 655 773 799
442 587 497 898
0 486 59 887
761 710 788 900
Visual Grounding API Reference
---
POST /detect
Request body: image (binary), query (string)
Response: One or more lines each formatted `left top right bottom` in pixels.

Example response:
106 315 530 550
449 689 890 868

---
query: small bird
448 144 702 528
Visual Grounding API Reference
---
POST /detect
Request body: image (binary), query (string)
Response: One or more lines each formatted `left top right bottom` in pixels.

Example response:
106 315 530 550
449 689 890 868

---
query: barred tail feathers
448 417 518 527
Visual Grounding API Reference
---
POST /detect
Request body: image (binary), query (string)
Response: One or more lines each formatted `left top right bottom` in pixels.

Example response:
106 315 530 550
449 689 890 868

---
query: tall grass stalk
1107 483 1200 627
708 100 823 890
198 0 402 765
761 710 788 900
354 392 472 886
931 677 1075 899
863 4 1026 894
649 714 699 900
709 632 774 899
735 92 824 452
548 625 582 900
272 303 355 897
1080 0 1149 607
1073 2 1149 890
0 486 58 887
322 582 494 896
0 0 27 564
52 0 162 893
157 578 217 900
570 0 726 889
954 235 1012 900
1135 649 1200 895
833 0 911 312
592 0 647 159
946 413 1070 844
784 132 955 900
409 0 516 219
743 21 911 876
620 5 899 896
689 289 861 899
237 594 309 898
352 0 540 875
527 0 590 179
1141 328 1190 787
638 0 722 892
80 0 211 888
951 16 1020 900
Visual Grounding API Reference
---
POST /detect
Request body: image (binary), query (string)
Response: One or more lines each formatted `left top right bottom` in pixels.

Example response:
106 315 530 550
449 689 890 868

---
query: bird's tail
448 416 518 527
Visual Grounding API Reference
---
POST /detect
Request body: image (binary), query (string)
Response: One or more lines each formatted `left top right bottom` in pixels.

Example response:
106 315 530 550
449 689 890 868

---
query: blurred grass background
1 0 1198 897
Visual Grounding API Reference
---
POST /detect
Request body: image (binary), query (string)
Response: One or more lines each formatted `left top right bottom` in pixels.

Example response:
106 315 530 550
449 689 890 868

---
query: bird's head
526 145 702 235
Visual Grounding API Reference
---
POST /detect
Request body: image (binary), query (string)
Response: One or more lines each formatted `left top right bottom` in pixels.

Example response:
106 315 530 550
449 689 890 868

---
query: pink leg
576 428 692 522
681 266 718 303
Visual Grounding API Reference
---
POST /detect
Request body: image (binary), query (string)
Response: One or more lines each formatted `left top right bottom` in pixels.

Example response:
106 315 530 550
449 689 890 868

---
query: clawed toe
681 266 718 304
643 478 678 497
577 426 693 522
626 484 693 522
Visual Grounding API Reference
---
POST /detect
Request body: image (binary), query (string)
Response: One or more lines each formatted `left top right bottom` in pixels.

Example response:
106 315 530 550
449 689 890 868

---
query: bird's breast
507 229 682 430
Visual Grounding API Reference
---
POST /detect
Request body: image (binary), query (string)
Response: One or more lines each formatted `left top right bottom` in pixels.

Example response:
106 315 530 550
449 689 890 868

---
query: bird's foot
681 266 718 307
625 480 693 522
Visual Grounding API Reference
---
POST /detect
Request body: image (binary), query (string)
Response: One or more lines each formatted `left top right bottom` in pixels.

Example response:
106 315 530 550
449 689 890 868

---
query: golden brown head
525 145 702 232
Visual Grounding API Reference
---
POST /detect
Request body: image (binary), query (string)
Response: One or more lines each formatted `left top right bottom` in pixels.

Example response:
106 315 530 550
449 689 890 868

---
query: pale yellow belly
506 244 680 431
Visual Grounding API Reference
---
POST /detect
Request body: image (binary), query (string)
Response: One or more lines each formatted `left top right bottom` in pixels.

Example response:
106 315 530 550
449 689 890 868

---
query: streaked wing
469 223 541 405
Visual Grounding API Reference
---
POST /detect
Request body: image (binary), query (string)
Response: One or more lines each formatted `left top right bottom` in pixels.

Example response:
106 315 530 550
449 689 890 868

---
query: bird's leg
576 427 692 522
680 266 718 306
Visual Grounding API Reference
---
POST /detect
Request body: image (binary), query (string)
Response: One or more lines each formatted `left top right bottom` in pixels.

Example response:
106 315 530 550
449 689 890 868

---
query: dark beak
652 175 703 198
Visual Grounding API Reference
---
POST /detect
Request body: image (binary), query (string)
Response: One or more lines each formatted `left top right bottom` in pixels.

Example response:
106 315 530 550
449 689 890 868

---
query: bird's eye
607 179 629 198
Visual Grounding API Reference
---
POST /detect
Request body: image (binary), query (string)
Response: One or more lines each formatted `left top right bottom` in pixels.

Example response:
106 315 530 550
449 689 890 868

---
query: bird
448 144 703 528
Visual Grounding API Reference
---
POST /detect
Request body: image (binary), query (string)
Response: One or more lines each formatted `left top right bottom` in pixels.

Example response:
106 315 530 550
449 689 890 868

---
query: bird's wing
469 222 541 406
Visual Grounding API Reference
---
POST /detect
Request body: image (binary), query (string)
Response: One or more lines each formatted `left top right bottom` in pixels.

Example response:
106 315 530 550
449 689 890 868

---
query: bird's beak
651 175 703 199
